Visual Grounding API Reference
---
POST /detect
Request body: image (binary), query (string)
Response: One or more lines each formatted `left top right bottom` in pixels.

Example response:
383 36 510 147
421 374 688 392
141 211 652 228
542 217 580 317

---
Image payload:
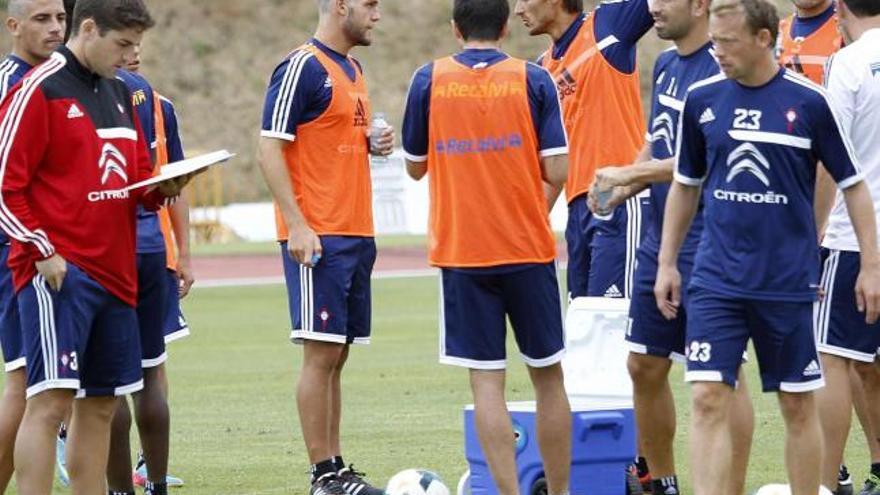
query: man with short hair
588 0 754 492
656 0 880 494
0 1 193 493
258 1 392 494
514 0 651 304
0 1 65 491
403 1 571 493
815 2 880 494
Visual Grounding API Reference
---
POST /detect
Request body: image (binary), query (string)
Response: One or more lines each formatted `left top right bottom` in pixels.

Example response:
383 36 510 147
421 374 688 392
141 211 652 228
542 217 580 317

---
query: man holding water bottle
257 1 392 494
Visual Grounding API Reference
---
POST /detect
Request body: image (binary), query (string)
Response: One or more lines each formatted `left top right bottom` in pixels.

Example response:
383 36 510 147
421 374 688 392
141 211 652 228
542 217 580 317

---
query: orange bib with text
274 44 373 240
778 13 842 85
426 56 556 268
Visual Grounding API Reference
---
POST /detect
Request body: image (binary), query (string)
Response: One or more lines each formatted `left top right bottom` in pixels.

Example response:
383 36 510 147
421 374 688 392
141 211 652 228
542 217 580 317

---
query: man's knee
854 360 879 385
691 383 732 421
23 390 74 427
303 341 347 373
628 354 671 387
777 392 817 427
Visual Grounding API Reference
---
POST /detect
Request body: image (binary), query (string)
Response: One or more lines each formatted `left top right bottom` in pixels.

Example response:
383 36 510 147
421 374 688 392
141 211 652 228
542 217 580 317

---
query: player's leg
66 395 119 495
0 368 25 491
778 391 823 495
440 268 514 492
329 344 349 470
814 249 880 493
854 360 880 495
684 288 750 495
729 369 754 495
0 243 26 492
15 389 74 495
13 271 87 495
470 369 519 495
625 246 690 494
506 263 570 495
107 397 135 493
817 353 854 490
133 364 170 493
750 296 825 495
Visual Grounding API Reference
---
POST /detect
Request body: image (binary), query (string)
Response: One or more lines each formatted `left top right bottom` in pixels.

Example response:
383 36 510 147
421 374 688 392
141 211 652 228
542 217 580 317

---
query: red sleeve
0 86 55 259
131 109 168 211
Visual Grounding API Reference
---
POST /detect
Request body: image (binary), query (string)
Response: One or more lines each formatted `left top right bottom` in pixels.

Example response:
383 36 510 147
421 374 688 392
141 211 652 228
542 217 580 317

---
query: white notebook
126 150 234 191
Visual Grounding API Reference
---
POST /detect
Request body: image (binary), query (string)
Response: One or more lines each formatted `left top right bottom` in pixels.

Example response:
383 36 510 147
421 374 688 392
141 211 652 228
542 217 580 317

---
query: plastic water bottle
596 188 614 216
370 112 390 163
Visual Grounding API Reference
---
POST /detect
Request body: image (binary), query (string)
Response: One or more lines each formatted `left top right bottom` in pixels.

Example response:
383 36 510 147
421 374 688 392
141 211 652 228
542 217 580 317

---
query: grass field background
3 273 874 494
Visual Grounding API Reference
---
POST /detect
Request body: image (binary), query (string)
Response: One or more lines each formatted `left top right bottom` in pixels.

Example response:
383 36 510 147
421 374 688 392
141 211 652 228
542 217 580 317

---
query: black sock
136 451 146 469
872 462 880 477
58 424 67 440
311 459 337 483
635 456 650 477
652 475 679 495
332 456 346 472
109 491 135 495
144 481 168 495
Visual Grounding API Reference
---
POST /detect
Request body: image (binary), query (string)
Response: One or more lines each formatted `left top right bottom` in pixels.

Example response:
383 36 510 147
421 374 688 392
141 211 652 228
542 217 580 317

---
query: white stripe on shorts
624 197 642 299
813 250 839 347
33 275 57 382
298 264 314 333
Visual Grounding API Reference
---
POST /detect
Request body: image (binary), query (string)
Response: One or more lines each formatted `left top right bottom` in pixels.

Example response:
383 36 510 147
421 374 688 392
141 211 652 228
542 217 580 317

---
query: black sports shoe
836 464 854 495
310 474 348 495
337 465 386 495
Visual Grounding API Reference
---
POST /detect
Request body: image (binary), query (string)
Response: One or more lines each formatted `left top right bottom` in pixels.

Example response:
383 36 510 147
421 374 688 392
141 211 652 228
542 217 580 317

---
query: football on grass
386 469 450 495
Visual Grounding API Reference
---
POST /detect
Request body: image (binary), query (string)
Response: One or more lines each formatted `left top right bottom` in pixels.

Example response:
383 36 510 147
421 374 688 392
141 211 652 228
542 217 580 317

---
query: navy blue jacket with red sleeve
0 46 166 306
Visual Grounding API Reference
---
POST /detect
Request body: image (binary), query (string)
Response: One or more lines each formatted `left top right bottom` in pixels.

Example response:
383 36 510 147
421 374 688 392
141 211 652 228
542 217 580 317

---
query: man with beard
258 1 393 494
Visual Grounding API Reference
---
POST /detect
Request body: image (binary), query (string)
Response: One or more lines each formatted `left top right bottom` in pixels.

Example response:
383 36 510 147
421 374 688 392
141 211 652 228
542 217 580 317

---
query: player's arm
403 64 432 181
595 0 654 73
814 165 836 239
589 142 661 212
655 95 707 320
527 63 569 211
815 85 880 323
163 101 194 297
0 88 65 289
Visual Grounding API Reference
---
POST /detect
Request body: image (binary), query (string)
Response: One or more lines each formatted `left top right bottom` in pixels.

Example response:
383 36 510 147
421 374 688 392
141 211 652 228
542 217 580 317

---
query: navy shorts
281 236 376 345
0 245 24 372
137 253 169 368
565 194 649 300
439 263 565 369
815 249 880 362
686 286 822 393
626 246 694 362
162 270 189 344
18 264 143 398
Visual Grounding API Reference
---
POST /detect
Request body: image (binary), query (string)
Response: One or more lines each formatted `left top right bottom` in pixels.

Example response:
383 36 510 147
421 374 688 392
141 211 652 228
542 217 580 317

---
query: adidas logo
604 284 623 298
699 107 715 125
67 103 84 119
803 360 822 377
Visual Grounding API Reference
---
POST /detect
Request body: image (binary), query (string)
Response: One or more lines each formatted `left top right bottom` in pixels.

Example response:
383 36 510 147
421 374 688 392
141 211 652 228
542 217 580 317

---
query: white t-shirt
823 29 880 252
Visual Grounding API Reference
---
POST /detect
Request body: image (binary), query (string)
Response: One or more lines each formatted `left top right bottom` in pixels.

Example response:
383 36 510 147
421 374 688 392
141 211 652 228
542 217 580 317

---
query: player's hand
594 167 631 189
287 226 322 268
855 260 880 324
368 126 395 157
587 184 629 215
155 170 203 198
176 255 195 299
36 254 67 292
654 263 681 320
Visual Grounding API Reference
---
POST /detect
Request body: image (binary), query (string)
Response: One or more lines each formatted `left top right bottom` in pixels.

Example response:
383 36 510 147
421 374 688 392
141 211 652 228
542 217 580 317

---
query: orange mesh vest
778 13 842 85
426 56 556 268
274 44 373 240
542 14 645 203
153 92 178 271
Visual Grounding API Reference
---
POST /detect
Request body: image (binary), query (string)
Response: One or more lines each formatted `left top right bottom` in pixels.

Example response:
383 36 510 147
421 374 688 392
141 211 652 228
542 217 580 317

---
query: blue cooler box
463 398 636 495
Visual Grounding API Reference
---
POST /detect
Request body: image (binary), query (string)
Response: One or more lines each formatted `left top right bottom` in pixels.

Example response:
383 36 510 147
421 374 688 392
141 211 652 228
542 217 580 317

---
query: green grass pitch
2 275 874 494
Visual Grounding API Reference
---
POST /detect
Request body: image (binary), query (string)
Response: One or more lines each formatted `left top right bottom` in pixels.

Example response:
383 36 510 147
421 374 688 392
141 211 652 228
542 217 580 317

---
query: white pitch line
197 268 439 289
